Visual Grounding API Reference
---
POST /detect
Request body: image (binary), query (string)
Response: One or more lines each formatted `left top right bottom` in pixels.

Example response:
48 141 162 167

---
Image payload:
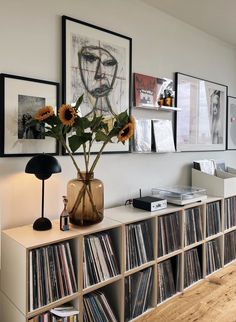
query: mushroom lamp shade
25 154 61 231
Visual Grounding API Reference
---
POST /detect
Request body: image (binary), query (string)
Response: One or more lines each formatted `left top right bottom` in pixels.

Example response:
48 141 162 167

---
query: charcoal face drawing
79 45 118 117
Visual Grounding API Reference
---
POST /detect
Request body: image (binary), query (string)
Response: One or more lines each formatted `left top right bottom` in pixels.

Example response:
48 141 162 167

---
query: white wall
0 0 236 235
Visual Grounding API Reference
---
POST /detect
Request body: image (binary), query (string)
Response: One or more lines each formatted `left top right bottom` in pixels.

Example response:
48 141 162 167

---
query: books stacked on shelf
158 212 181 257
224 196 236 229
83 291 117 322
184 248 202 288
206 201 221 237
185 207 203 245
29 306 79 322
206 239 221 275
29 242 77 311
224 231 236 264
125 267 153 321
126 220 153 270
83 232 119 288
157 256 180 303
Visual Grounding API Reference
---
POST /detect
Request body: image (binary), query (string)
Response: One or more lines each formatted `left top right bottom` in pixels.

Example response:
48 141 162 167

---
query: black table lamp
25 154 61 231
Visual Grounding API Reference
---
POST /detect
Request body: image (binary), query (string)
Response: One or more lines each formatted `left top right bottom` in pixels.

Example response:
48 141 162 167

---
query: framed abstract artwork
227 96 236 150
0 74 59 156
175 73 227 152
62 15 132 153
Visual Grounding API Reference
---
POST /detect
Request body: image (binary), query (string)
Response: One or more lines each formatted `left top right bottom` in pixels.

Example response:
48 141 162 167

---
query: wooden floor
140 262 236 322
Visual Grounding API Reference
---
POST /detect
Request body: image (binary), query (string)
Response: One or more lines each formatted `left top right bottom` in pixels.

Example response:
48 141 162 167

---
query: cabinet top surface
1 216 121 249
1 196 221 248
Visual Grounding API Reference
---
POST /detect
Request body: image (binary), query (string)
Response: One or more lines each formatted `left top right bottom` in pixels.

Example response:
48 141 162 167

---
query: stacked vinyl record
83 232 119 288
29 242 77 311
126 220 153 270
125 267 153 321
185 207 203 245
206 201 221 237
158 212 181 257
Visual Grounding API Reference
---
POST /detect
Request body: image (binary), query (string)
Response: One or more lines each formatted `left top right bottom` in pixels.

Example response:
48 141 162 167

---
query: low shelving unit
1 195 236 321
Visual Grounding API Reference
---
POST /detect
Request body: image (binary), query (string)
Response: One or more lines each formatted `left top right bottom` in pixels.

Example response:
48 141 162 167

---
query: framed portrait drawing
0 74 59 156
227 96 236 150
175 73 227 152
62 15 132 153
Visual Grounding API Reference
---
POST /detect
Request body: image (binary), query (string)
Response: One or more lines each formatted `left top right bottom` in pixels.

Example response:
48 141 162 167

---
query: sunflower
58 104 77 126
118 116 135 143
34 106 54 121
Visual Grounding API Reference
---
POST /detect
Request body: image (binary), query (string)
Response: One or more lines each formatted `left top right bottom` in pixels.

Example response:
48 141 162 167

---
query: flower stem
87 140 92 166
89 139 110 174
83 143 88 173
60 135 83 179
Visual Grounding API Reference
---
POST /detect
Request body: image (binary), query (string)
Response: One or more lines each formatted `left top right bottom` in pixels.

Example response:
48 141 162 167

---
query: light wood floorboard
139 262 236 322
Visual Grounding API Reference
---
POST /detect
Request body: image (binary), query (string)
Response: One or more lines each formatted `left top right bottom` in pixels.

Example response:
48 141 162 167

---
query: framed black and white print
0 74 59 156
62 15 132 153
227 96 236 150
175 73 227 152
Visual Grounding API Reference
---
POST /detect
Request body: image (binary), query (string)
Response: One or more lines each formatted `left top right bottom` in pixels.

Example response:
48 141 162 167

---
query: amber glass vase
67 172 104 226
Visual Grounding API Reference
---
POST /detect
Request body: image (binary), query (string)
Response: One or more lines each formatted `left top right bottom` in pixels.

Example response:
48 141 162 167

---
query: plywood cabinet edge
1 232 27 315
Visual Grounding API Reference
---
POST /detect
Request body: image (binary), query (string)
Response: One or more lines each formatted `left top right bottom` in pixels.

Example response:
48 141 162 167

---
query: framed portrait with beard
62 15 132 154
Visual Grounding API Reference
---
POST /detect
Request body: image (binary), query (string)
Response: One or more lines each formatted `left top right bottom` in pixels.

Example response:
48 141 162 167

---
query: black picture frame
175 72 228 152
227 96 236 150
62 15 132 154
0 74 59 157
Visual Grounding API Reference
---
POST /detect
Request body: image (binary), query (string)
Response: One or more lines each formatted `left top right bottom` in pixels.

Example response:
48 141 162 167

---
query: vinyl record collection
83 232 119 288
126 221 153 270
224 196 236 229
184 207 203 245
206 201 221 237
206 239 221 275
157 256 180 303
29 307 79 322
184 248 202 288
83 291 117 322
224 231 236 264
29 242 77 311
158 212 181 257
125 267 153 321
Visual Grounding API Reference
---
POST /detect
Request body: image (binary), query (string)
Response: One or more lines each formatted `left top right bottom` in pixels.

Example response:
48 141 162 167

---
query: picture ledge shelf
132 151 176 154
134 105 181 111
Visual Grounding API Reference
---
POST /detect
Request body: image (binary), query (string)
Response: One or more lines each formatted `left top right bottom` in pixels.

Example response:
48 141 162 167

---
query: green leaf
81 117 91 129
74 94 84 112
90 115 103 131
95 131 109 142
68 135 83 153
76 127 83 136
115 110 129 127
109 127 120 137
44 115 58 126
101 122 109 133
83 132 93 141
75 117 91 130
68 132 93 153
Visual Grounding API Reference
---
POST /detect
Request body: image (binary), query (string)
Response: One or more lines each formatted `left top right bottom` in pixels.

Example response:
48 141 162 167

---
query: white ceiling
142 0 236 46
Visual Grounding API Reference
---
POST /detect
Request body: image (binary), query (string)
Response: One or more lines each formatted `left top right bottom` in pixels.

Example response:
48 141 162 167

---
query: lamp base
33 217 52 231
